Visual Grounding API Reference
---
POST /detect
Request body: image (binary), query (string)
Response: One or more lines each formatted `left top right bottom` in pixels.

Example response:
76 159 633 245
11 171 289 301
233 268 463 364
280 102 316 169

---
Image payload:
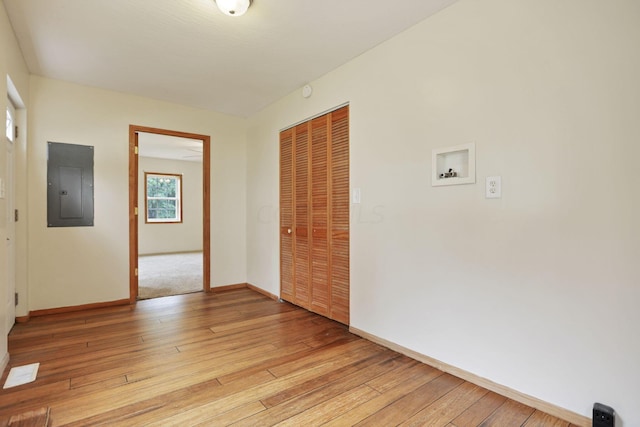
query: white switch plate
0 178 5 199
486 176 501 199
352 188 361 204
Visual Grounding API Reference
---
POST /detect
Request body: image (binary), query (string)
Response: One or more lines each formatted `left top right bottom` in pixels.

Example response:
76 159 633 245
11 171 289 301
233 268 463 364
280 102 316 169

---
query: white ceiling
138 132 203 163
2 0 459 117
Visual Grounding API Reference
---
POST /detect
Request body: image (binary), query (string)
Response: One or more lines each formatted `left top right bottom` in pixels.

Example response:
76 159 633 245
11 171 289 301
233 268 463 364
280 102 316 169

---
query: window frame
144 172 183 224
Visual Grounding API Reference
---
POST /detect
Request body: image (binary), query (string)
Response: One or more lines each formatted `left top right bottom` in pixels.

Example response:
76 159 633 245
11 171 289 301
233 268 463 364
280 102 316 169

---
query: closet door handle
287 228 292 234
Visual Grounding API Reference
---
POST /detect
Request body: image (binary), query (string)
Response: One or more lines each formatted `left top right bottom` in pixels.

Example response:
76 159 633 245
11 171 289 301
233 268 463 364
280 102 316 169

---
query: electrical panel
47 142 94 227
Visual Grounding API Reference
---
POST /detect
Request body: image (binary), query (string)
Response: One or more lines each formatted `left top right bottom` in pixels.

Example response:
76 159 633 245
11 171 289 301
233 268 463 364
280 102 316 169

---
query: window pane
6 106 13 141
147 176 177 198
148 199 177 219
145 172 181 223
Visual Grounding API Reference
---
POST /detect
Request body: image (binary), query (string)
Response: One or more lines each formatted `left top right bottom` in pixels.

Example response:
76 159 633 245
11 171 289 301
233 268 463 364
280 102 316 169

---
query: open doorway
129 125 211 302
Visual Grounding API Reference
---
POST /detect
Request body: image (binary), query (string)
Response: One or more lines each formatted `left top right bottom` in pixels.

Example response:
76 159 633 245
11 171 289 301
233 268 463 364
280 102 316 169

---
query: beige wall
27 76 247 310
138 156 203 255
0 3 30 369
247 0 640 424
3 0 639 423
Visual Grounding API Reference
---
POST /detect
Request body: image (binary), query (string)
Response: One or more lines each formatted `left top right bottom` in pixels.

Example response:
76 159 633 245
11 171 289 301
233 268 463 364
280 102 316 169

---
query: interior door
310 114 329 316
294 122 310 307
279 105 350 325
329 106 350 324
5 100 16 332
279 128 294 302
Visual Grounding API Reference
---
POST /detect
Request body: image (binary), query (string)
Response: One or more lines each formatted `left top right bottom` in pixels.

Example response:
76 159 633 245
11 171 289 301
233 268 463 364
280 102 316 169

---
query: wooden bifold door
280 105 349 324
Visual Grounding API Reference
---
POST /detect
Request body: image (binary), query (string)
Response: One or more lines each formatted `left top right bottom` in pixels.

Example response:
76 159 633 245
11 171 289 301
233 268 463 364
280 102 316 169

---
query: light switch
486 176 501 199
352 188 361 204
0 178 5 199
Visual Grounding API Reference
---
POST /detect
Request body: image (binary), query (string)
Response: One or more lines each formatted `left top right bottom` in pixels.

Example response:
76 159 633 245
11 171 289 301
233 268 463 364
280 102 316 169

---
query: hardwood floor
1 289 578 426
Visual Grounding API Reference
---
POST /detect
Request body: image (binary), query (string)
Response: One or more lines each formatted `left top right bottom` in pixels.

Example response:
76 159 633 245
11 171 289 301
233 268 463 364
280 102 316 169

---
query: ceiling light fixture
215 0 252 17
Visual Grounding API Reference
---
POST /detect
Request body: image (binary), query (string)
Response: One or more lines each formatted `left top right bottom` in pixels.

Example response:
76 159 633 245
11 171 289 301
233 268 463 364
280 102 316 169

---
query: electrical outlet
485 176 501 199
593 402 615 427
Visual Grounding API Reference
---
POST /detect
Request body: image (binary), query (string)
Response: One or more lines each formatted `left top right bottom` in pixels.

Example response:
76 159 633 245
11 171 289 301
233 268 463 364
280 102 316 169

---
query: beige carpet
138 252 203 299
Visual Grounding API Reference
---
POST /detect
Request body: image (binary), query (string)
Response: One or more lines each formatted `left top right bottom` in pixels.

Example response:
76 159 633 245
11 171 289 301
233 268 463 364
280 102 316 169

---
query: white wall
247 0 640 424
138 157 203 255
28 76 247 310
0 3 30 369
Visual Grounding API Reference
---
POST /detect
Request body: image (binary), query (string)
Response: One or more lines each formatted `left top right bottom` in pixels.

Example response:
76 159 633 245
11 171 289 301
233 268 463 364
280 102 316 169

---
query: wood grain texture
310 113 329 316
294 121 311 307
27 299 131 318
329 105 350 324
6 407 51 427
1 289 577 426
129 126 139 302
279 127 295 302
201 132 211 293
351 326 590 427
280 105 350 324
478 399 536 426
523 411 572 427
451 390 508 426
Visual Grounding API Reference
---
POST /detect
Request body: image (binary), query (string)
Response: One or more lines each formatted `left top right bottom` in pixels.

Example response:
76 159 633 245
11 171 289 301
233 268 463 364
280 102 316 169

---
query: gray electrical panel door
47 142 94 227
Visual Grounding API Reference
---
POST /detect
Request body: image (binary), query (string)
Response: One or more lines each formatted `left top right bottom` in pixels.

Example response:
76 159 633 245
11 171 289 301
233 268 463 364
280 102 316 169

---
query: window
6 100 14 142
145 172 182 223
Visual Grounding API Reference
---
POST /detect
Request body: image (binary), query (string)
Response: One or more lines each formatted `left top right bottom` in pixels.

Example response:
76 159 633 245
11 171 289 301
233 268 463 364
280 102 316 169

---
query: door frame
128 125 211 302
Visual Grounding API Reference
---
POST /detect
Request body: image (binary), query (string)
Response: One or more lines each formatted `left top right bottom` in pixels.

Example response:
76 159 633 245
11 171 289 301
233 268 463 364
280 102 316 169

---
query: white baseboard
349 326 590 427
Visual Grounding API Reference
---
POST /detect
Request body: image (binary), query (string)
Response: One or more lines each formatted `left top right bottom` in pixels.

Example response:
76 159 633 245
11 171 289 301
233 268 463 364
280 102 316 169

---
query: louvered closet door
280 105 349 325
279 128 294 301
329 106 350 324
310 114 329 316
294 123 311 307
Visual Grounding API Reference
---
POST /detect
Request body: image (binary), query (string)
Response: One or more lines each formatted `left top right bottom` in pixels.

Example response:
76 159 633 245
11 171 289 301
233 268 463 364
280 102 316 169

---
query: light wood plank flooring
1 289 577 426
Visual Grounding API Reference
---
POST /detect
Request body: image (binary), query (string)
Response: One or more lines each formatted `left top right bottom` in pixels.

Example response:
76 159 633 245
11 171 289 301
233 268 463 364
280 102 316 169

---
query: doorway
129 125 211 302
5 98 16 331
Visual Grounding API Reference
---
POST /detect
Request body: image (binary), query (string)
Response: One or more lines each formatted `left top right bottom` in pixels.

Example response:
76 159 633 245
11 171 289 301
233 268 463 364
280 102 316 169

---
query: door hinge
15 292 18 306
14 209 18 222
134 207 138 216
134 146 138 155
135 268 138 276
